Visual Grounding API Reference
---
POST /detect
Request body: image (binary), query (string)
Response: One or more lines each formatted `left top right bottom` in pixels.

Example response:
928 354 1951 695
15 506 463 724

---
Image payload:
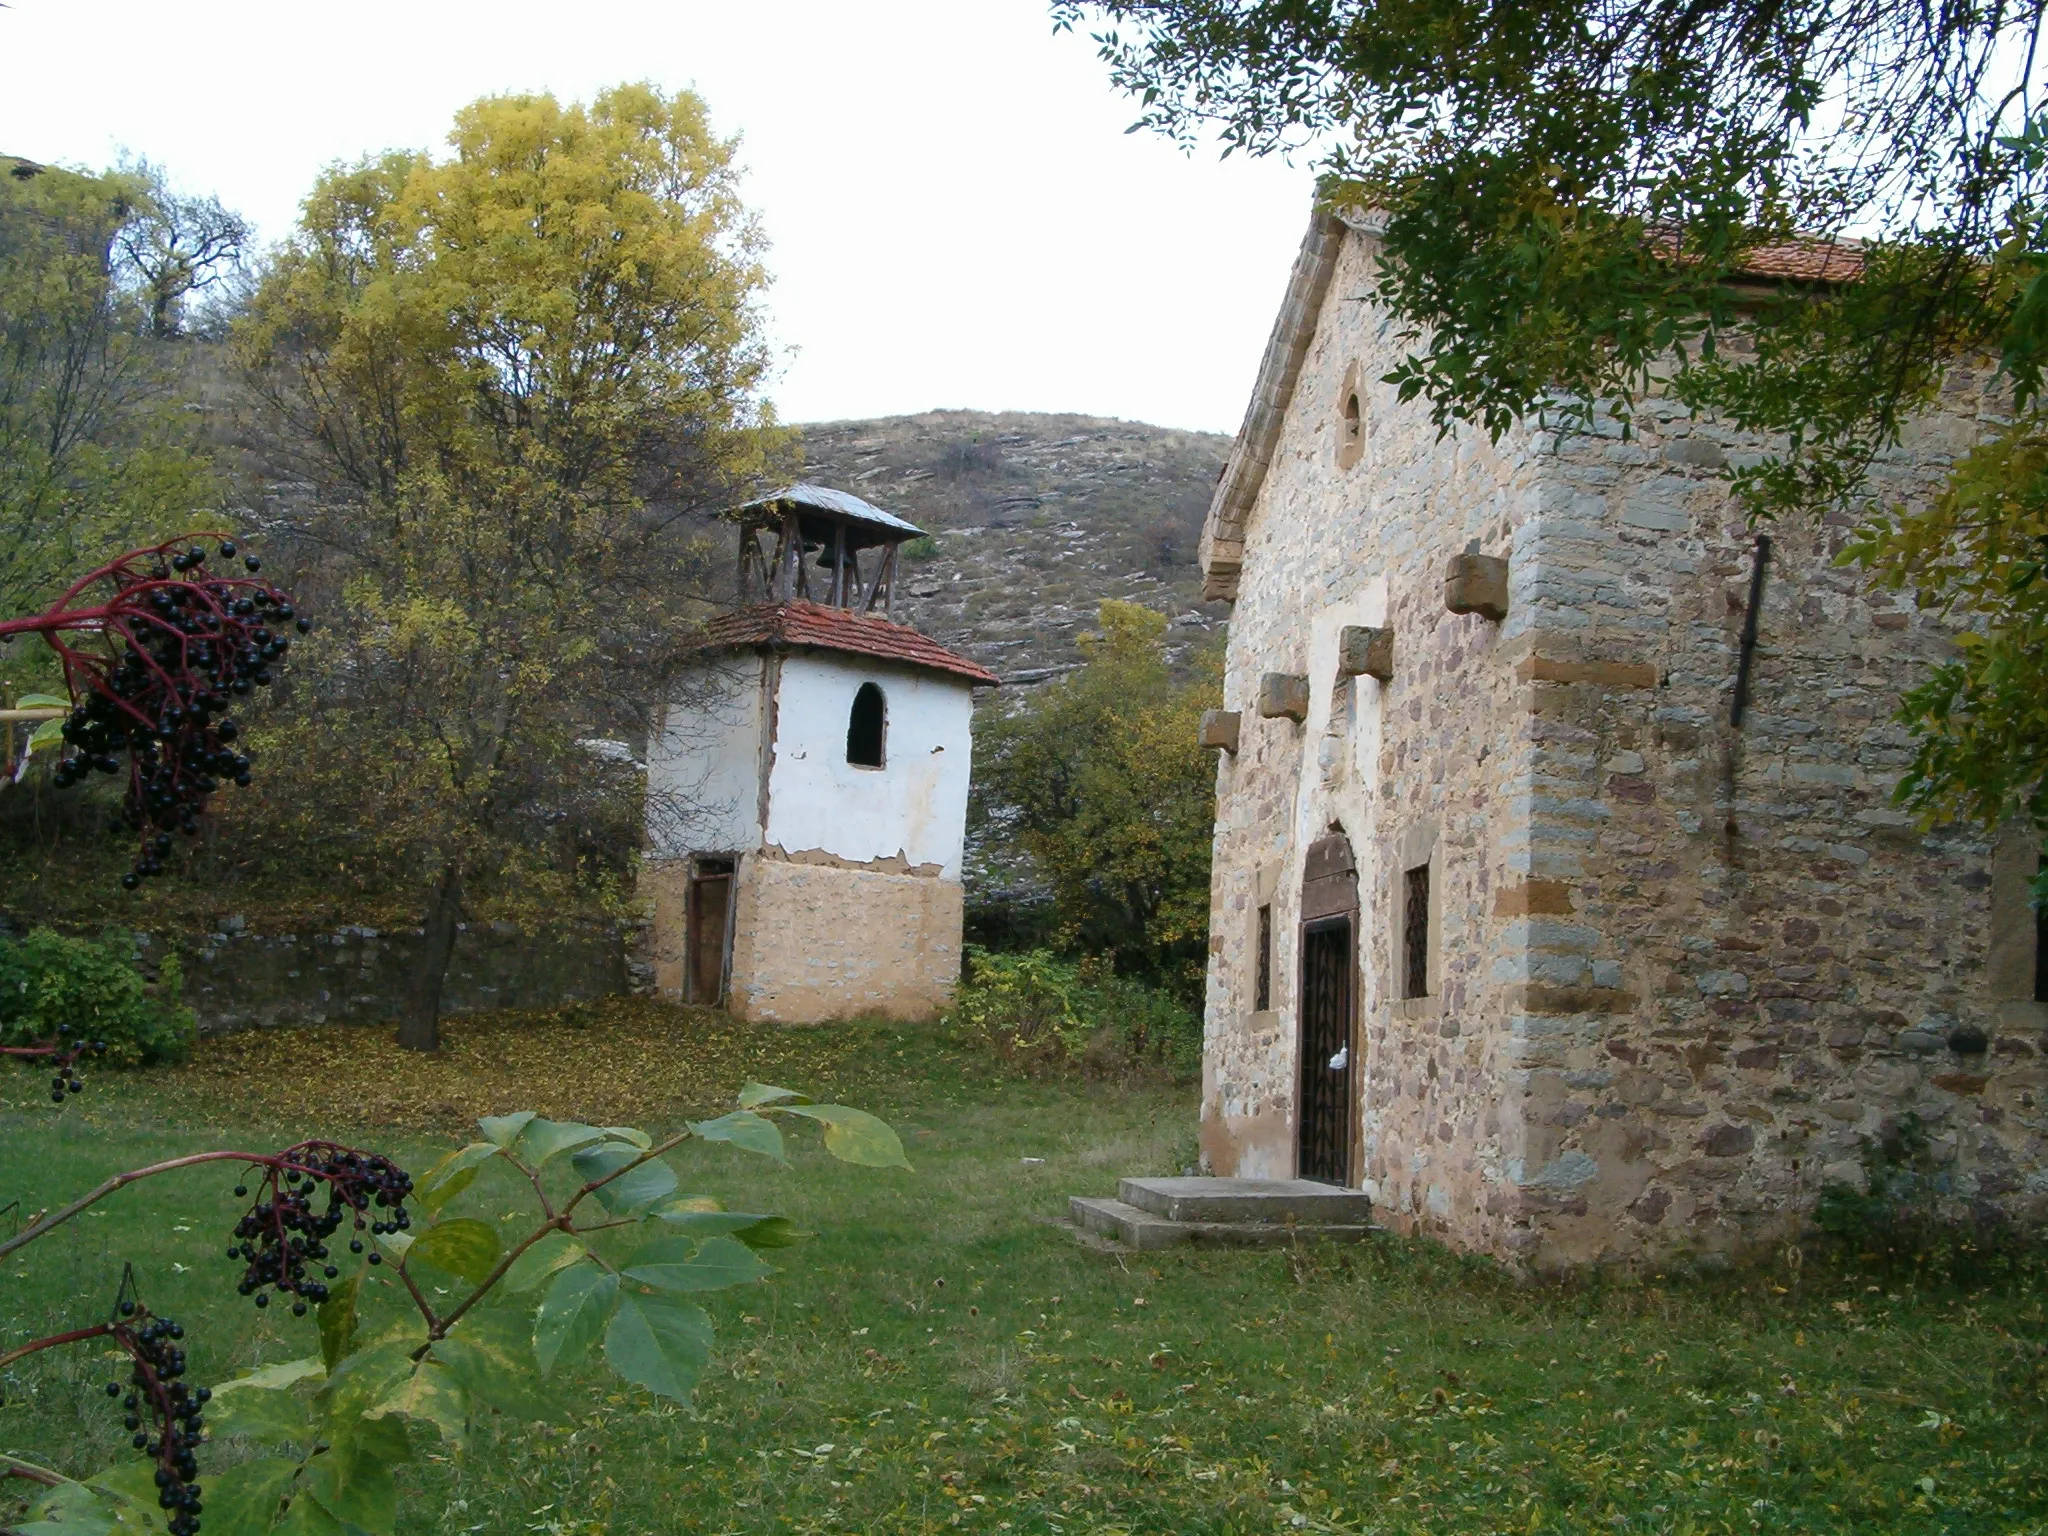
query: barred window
1403 864 1430 1000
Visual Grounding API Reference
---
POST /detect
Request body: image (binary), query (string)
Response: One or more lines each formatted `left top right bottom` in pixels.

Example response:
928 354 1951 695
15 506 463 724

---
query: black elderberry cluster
42 1027 108 1102
41 538 310 888
104 1303 209 1535
225 1145 412 1314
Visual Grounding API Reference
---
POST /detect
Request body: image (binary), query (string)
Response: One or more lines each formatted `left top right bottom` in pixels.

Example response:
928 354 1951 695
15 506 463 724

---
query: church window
1403 864 1431 999
1255 903 1272 1011
1336 362 1365 469
846 681 886 768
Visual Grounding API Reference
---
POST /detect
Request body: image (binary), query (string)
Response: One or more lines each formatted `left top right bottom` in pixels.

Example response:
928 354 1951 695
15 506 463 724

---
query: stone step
1067 1195 1376 1251
1117 1176 1374 1225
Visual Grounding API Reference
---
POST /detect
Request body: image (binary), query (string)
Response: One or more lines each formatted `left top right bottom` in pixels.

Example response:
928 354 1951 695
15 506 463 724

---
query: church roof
691 600 999 686
730 483 925 541
1197 208 1867 600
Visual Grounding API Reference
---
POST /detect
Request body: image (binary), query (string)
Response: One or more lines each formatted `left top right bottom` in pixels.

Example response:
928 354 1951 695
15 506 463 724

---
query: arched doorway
1297 831 1359 1185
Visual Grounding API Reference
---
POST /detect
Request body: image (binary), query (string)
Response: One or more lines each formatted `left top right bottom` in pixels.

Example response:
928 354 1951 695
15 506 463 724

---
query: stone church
1195 207 2048 1268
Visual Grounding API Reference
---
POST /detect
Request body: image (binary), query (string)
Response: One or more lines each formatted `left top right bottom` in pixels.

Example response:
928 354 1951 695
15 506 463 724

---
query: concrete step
1068 1195 1376 1251
1117 1176 1374 1225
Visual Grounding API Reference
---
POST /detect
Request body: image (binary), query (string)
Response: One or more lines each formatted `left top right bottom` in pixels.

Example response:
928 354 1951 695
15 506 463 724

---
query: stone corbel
1258 673 1310 722
1202 546 1244 603
1336 625 1393 682
1445 549 1510 621
1198 709 1242 753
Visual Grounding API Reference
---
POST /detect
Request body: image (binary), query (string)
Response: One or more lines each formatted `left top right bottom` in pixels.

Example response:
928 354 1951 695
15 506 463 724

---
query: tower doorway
1297 832 1358 1185
687 857 735 1005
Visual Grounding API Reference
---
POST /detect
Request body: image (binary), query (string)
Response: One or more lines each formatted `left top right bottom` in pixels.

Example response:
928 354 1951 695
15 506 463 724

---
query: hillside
794 410 1234 681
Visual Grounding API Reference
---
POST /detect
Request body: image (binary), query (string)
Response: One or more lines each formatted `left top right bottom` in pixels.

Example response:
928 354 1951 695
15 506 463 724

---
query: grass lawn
4 999 2046 1534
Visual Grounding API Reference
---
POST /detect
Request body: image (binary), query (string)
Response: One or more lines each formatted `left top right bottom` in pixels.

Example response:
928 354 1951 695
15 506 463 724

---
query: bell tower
732 483 924 616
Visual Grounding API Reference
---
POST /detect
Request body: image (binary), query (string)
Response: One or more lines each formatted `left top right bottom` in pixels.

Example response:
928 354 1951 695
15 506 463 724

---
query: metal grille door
1297 916 1354 1185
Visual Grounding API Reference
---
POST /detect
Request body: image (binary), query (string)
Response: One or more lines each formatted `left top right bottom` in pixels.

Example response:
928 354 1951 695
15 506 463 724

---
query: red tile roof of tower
690 600 1001 686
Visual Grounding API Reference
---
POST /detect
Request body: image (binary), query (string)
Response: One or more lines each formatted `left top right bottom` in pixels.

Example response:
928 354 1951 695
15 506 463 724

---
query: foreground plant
1 1085 906 1535
0 531 306 886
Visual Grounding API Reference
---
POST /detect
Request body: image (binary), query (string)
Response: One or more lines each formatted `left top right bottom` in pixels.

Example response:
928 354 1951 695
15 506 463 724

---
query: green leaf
436 1308 551 1421
729 1215 810 1249
534 1261 619 1375
515 1118 611 1165
26 717 63 753
571 1141 679 1214
407 1217 501 1284
600 1125 654 1150
207 1384 315 1446
366 1356 470 1447
84 1461 169 1532
478 1111 536 1148
301 1418 403 1532
622 1233 772 1292
416 1141 498 1213
213 1356 326 1396
317 1271 362 1372
375 1229 413 1263
651 1206 809 1248
16 1479 125 1536
319 1338 421 1420
737 1081 811 1108
269 1490 345 1536
687 1110 786 1163
775 1103 912 1168
603 1292 713 1402
502 1229 587 1292
15 692 67 709
196 1457 301 1536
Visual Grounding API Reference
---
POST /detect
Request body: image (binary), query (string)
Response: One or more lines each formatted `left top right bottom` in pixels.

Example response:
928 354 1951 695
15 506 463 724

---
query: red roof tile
691 601 1000 686
1731 237 1865 283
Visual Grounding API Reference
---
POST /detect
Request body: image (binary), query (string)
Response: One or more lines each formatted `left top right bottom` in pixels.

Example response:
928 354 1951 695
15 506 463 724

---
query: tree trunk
397 860 462 1052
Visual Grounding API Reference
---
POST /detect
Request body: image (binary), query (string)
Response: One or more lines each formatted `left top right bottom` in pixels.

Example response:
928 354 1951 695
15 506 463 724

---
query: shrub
1809 1111 2034 1286
0 927 196 1065
950 945 1201 1078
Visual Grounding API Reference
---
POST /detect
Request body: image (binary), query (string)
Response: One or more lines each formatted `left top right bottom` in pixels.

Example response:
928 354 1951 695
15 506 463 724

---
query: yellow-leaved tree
236 84 784 1048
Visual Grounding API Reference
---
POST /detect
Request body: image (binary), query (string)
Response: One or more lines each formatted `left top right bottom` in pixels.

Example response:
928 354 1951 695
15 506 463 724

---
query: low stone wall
155 920 631 1034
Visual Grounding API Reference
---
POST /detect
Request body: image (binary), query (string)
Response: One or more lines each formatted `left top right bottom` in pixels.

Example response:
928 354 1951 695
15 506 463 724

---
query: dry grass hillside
795 410 1233 681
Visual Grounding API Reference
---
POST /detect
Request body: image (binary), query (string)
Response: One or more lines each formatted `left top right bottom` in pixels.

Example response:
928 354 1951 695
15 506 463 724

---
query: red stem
0 1150 293 1262
0 1322 113 1373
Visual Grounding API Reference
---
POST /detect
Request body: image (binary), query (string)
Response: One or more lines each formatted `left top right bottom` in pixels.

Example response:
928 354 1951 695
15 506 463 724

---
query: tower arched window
846 681 886 768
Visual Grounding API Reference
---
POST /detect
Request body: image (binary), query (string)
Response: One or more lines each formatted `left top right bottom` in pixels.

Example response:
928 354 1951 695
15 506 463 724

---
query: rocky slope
794 411 1233 682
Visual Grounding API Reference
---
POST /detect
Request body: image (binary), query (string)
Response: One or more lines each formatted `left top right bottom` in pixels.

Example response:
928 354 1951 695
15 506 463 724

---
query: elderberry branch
0 1322 115 1374
560 1129 694 1220
0 1150 285 1262
0 1453 66 1489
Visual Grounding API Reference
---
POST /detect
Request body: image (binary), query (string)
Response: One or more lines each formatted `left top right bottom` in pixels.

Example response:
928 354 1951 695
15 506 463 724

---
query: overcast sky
0 0 1315 435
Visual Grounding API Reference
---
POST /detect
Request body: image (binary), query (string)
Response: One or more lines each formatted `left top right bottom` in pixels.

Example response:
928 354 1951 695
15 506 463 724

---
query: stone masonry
1197 209 2048 1270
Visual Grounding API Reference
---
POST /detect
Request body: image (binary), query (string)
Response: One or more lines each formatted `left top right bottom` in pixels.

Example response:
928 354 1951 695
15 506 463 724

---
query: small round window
846 682 886 768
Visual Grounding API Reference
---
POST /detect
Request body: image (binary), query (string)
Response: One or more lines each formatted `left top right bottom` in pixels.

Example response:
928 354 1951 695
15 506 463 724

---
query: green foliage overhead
0 927 194 1065
1055 0 2048 862
971 601 1219 997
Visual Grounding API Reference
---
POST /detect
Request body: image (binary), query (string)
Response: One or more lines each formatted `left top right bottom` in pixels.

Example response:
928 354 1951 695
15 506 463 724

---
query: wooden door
1297 916 1354 1184
687 868 732 1004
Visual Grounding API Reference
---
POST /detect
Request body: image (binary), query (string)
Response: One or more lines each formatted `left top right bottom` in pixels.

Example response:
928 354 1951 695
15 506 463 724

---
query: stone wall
1204 218 2048 1270
726 851 963 1024
161 920 629 1034
1504 369 2048 1267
